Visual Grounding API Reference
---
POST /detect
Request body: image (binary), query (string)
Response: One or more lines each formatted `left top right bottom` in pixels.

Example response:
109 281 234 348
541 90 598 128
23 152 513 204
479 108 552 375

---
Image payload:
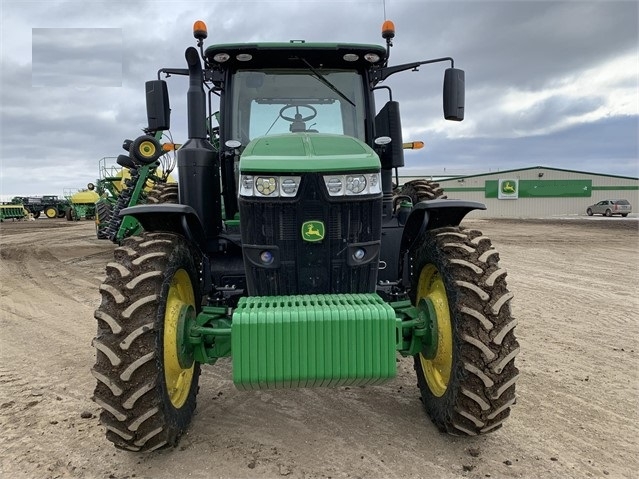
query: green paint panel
592 186 639 191
231 294 397 390
485 179 593 198
240 133 380 173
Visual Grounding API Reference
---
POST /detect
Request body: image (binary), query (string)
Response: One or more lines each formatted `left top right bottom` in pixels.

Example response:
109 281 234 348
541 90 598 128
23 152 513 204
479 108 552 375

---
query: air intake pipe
177 47 222 243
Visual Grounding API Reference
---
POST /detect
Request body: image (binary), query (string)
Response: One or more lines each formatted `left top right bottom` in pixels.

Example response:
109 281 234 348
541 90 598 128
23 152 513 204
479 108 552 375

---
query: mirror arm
373 57 454 83
157 68 190 80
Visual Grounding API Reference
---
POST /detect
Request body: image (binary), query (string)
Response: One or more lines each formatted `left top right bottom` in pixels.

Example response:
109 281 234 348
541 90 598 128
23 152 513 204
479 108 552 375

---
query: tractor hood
239 133 380 173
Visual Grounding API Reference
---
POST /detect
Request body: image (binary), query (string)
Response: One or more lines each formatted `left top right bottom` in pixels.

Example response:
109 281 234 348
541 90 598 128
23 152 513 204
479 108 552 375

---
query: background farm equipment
0 203 28 221
92 20 519 452
10 195 69 219
64 188 100 221
94 134 178 241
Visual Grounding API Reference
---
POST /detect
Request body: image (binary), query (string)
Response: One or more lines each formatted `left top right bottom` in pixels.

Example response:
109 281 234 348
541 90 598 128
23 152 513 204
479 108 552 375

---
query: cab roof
204 42 387 69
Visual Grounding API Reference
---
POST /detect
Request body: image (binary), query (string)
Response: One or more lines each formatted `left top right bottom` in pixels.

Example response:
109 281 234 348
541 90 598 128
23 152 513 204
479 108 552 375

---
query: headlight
323 173 381 196
346 175 366 195
256 177 277 196
238 175 301 197
239 175 254 196
280 177 301 196
325 177 343 195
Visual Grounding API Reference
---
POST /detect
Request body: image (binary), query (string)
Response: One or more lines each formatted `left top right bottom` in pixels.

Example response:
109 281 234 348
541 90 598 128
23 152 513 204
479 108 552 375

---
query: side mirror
145 80 170 131
443 68 465 121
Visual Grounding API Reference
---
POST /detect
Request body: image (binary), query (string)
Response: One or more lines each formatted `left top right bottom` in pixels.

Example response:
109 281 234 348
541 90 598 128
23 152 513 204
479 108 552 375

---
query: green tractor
92 20 519 452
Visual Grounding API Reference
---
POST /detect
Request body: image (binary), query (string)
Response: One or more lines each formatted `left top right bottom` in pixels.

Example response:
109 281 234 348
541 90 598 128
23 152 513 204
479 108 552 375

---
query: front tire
586 208 593 216
92 232 201 451
410 226 519 435
45 206 58 218
605 209 612 217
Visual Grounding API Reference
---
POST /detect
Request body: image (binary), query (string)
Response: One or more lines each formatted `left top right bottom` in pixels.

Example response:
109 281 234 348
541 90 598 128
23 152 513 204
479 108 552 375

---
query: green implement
0 204 27 221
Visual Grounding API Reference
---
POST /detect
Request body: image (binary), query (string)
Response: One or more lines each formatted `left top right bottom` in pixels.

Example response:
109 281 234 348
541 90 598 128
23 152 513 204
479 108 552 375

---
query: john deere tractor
92 20 519 451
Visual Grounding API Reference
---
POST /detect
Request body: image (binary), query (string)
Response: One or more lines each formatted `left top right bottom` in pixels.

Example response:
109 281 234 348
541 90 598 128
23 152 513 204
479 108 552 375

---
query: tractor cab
206 42 381 144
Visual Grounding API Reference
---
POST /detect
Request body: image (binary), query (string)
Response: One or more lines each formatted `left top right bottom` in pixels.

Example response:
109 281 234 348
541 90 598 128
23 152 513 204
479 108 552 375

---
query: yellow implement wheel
416 264 453 397
44 206 58 218
139 140 156 159
131 135 162 164
163 269 196 408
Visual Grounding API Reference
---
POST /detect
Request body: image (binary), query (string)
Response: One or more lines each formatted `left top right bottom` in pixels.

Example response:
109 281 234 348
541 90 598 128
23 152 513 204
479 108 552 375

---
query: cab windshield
230 69 366 145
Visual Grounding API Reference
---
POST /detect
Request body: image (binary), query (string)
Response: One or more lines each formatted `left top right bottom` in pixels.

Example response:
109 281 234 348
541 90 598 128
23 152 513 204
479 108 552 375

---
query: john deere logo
501 181 517 194
498 179 519 200
301 220 325 242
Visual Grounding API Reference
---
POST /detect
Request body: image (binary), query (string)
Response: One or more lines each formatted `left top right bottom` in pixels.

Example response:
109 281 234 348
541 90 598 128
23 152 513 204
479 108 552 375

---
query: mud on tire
92 232 201 451
410 226 519 435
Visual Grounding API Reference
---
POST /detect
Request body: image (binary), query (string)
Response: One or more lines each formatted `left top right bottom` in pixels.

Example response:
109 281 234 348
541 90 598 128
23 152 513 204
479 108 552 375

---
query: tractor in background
11 195 69 219
92 20 519 452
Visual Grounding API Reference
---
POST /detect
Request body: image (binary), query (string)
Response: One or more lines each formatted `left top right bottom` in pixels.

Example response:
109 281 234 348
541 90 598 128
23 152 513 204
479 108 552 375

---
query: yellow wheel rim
163 269 195 408
139 140 156 158
417 264 453 397
45 208 57 218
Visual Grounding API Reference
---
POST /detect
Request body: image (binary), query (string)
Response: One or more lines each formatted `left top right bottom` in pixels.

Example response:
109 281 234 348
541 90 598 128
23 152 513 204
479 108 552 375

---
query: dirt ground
0 217 637 479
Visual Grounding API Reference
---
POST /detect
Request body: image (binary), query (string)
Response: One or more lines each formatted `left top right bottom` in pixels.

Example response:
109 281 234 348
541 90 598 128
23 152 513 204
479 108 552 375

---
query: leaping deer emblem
502 182 516 193
306 224 322 237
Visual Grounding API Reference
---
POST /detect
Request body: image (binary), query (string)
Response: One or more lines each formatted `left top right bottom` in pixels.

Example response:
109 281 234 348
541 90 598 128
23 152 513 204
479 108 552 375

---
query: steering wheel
279 104 317 122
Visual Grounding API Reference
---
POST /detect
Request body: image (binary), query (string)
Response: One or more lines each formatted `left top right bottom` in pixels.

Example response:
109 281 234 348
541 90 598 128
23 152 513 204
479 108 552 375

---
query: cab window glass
231 69 365 144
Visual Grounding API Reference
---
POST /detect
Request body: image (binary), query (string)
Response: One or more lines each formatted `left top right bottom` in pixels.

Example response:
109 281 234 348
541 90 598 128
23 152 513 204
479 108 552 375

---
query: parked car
586 199 632 217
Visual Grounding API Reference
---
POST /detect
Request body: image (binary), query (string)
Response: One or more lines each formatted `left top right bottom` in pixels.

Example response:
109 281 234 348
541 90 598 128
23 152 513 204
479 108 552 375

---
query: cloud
1 0 637 197
32 28 123 87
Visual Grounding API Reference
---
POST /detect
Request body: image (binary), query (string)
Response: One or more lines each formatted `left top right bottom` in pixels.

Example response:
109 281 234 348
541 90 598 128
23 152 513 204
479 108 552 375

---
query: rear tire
45 206 58 218
410 226 519 435
146 183 178 204
621 213 628 217
397 179 447 205
92 232 201 451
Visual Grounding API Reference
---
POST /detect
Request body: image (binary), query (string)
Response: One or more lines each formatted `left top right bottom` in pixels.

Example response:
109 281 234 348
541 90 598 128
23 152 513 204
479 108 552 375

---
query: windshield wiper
298 57 356 107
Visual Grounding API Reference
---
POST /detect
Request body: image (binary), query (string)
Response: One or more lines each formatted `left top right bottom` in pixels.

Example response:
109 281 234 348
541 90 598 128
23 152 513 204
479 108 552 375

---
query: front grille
239 174 382 296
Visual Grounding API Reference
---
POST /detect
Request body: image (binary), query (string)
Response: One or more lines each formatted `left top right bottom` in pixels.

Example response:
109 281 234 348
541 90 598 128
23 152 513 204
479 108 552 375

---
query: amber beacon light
193 20 208 40
381 20 395 39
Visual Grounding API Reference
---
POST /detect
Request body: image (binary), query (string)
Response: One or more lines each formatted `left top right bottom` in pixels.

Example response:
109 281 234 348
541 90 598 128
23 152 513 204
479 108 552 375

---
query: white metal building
401 166 639 218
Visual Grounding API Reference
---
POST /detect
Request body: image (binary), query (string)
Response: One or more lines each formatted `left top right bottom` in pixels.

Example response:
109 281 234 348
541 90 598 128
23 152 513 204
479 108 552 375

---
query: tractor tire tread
92 232 200 452
411 226 519 436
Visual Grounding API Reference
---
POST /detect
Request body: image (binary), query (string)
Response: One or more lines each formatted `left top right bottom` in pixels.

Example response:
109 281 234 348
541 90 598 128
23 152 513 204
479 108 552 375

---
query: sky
0 0 637 198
